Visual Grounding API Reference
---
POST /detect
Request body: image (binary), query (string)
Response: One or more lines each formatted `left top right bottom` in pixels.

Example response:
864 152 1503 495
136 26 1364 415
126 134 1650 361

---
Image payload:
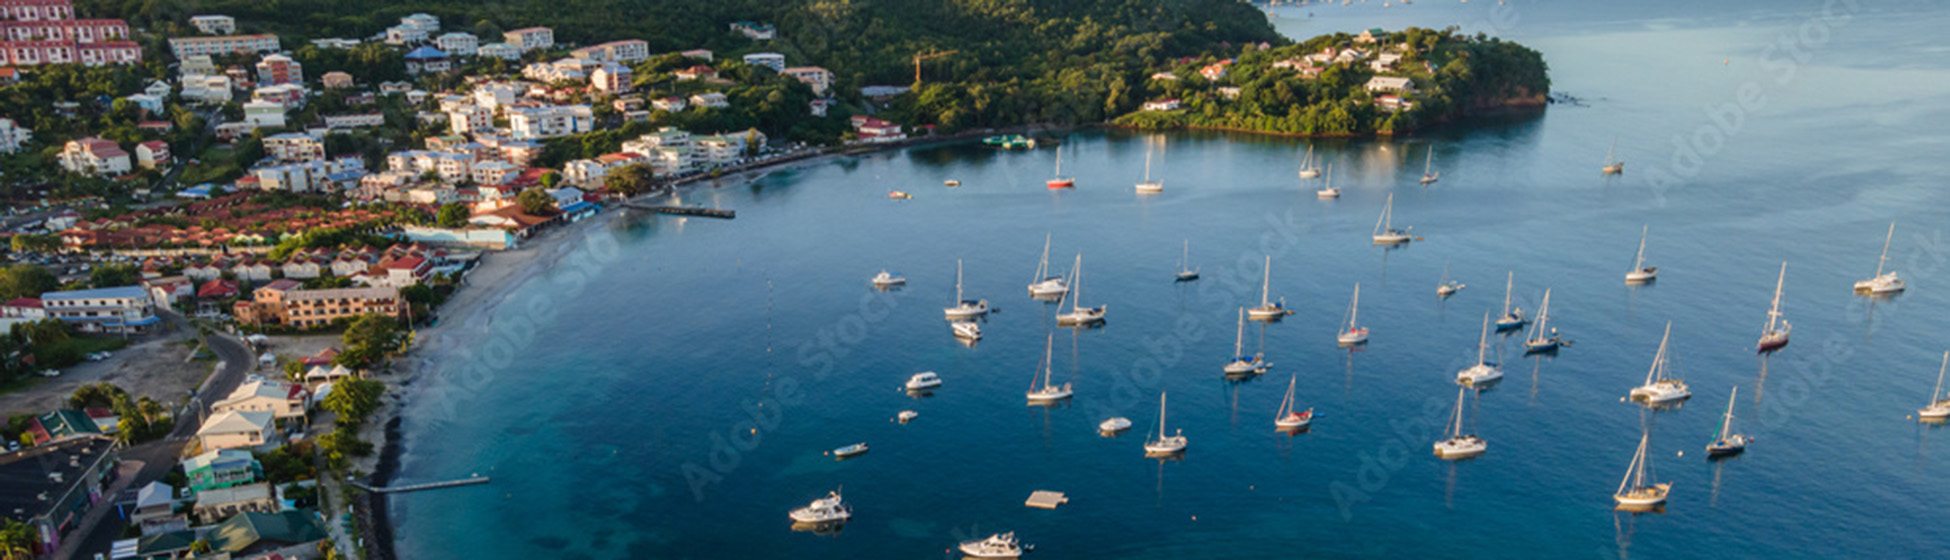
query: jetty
1024 490 1069 509
620 202 736 219
352 476 491 494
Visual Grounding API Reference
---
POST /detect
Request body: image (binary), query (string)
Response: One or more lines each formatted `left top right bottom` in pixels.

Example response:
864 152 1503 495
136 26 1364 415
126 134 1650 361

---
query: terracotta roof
5 297 42 308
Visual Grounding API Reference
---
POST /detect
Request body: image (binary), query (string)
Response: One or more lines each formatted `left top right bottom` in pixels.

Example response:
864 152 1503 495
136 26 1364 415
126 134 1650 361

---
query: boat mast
1441 260 1451 287
1424 147 1433 175
1715 386 1738 441
1606 137 1617 165
1233 308 1246 357
1618 432 1649 495
955 259 964 304
1502 271 1514 317
1346 283 1360 331
1143 147 1153 183
1325 163 1333 190
1179 239 1189 273
1933 351 1948 404
1633 225 1649 272
1069 254 1083 313
1476 312 1490 364
1053 145 1063 178
1034 234 1050 283
1530 289 1553 339
1157 392 1169 440
1644 322 1671 385
1260 256 1272 307
1765 262 1787 334
1447 386 1466 438
1279 371 1297 418
1037 333 1053 391
1374 194 1394 235
1875 222 1895 277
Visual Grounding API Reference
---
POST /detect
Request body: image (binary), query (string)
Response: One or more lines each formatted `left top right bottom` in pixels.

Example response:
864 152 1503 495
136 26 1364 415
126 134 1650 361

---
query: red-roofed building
58 137 130 175
198 278 240 299
848 116 905 143
135 140 169 169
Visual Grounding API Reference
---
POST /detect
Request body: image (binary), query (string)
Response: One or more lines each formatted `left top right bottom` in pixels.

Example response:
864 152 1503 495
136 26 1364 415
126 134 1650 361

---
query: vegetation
259 443 319 482
435 202 471 228
0 265 58 301
0 518 34 560
88 263 141 288
516 188 555 215
320 378 385 424
66 382 171 443
602 163 656 197
335 314 405 368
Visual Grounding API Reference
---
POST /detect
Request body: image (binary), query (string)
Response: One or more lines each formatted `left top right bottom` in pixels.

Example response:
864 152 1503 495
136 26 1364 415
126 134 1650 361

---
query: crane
913 49 958 85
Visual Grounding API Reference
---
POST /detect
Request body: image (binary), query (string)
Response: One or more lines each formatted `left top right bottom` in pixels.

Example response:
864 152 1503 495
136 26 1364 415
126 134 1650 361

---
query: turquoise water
390 2 1950 558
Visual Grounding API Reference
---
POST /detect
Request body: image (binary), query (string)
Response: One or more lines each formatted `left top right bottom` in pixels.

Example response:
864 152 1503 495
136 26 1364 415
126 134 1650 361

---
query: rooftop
0 435 116 524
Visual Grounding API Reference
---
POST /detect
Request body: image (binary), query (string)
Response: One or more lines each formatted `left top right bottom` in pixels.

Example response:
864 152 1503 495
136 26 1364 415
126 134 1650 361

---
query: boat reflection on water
789 521 846 535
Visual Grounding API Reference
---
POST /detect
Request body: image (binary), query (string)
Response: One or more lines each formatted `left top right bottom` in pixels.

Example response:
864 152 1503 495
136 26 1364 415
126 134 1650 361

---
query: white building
123 93 163 114
242 100 286 128
781 66 833 96
58 138 130 176
42 285 156 333
263 132 326 162
179 54 216 76
688 92 729 109
167 34 280 59
178 74 231 104
196 410 274 451
472 82 523 112
189 15 236 35
470 160 519 185
506 105 593 139
1363 76 1415 94
694 130 766 166
477 42 521 61
571 40 649 63
253 158 363 192
435 32 478 57
134 141 170 169
448 105 493 135
621 127 690 156
0 117 30 154
386 13 440 45
503 27 553 52
323 113 385 130
742 52 785 72
591 63 632 94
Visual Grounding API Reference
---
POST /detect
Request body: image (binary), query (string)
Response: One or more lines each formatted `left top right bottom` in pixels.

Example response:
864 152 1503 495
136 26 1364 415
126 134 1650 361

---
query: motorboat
951 320 982 341
1099 417 1133 433
787 489 852 524
871 270 906 288
905 371 942 391
959 532 1025 558
829 443 869 459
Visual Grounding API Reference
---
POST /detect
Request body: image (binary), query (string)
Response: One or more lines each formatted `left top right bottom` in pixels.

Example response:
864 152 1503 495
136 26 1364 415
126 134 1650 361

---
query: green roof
137 530 196 554
207 510 329 553
39 409 103 439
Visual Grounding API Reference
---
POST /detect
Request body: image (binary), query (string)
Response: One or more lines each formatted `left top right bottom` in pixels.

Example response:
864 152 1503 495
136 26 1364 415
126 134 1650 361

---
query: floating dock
352 476 491 494
1025 490 1069 509
619 202 736 219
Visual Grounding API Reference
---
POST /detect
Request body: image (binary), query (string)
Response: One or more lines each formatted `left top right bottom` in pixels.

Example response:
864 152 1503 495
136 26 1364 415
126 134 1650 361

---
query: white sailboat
1757 262 1790 353
1625 225 1658 283
1247 255 1290 320
943 259 990 319
1614 431 1671 509
1432 386 1486 459
1136 144 1163 193
1025 333 1073 402
1224 308 1271 375
1027 234 1069 298
1175 239 1200 282
1418 146 1439 185
1046 144 1075 189
1298 145 1322 179
1371 193 1412 244
1494 270 1526 330
1315 162 1341 199
1437 260 1463 297
1601 137 1624 175
1523 289 1561 353
1853 222 1906 294
1054 254 1106 325
1274 370 1313 430
1336 283 1369 345
1143 391 1188 456
1705 386 1750 456
1455 312 1503 386
1628 322 1690 404
1918 351 1950 421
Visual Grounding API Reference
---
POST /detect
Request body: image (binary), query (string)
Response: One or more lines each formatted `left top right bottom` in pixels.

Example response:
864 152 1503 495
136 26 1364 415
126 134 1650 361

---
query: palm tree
0 519 37 560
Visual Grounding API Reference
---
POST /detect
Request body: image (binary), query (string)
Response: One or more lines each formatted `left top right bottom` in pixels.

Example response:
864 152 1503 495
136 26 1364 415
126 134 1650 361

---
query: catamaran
871 270 906 288
959 532 1026 558
1316 162 1341 199
1495 271 1526 331
1274 370 1313 430
1456 312 1503 386
1853 222 1906 294
1372 193 1412 244
1136 143 1163 194
1143 391 1188 456
1625 225 1659 283
1706 386 1751 456
1614 430 1671 509
1523 289 1561 353
1629 322 1691 405
1248 255 1290 320
943 259 990 319
1175 239 1200 282
788 489 853 524
1418 146 1439 185
1046 144 1075 189
1224 308 1271 375
1336 283 1369 345
1757 262 1790 353
1918 351 1950 421
1054 254 1105 325
1025 333 1073 403
1027 234 1069 299
1298 145 1322 179
1602 137 1624 175
1437 260 1464 297
1433 386 1486 459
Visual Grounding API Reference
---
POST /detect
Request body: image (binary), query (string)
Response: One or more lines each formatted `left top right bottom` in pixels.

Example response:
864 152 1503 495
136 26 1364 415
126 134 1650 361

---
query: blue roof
405 46 448 59
42 286 148 300
559 201 597 214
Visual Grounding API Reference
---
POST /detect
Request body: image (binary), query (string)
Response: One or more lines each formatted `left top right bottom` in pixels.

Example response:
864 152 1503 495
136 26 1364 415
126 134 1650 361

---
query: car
38 369 60 377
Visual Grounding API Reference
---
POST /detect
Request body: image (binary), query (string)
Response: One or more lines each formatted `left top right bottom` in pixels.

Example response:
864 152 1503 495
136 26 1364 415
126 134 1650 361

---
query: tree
0 265 57 301
539 171 561 188
435 203 471 228
89 263 140 287
0 518 35 560
68 382 130 410
9 234 60 254
321 378 384 423
516 188 554 215
336 314 403 368
603 163 655 197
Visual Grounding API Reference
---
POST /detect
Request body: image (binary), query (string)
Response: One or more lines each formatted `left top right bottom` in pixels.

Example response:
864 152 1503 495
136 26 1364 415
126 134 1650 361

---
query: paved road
165 311 256 441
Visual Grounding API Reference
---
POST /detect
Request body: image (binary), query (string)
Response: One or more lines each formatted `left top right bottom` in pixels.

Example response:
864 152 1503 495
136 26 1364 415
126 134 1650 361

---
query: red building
0 0 138 66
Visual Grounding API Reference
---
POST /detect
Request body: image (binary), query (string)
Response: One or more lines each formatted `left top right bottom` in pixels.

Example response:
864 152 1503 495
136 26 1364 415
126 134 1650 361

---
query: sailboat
1143 391 1188 456
1224 308 1271 375
1418 146 1439 185
1494 271 1526 330
1757 262 1790 353
1135 143 1163 194
1274 370 1313 430
1625 225 1658 283
1298 145 1321 179
943 259 990 319
1027 234 1069 299
1853 222 1906 294
1705 386 1751 456
1918 351 1950 421
1437 260 1464 297
1025 333 1073 402
1175 239 1200 282
1432 386 1486 459
1628 322 1691 404
1315 162 1341 199
1614 430 1671 509
1054 254 1106 325
1371 193 1412 244
1601 137 1624 175
1046 144 1075 189
1456 312 1503 386
1523 289 1561 353
1247 255 1290 320
1336 283 1369 345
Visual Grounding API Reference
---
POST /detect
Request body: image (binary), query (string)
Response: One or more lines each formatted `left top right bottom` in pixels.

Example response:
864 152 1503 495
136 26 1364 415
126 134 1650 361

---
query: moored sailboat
1757 262 1790 353
1027 234 1069 299
1316 162 1341 199
1523 289 1561 353
1706 386 1751 456
1625 225 1658 283
1175 239 1200 282
1437 260 1464 297
1494 271 1526 330
1336 283 1369 345
1136 143 1163 193
1143 391 1188 456
943 259 990 319
1628 322 1690 405
1433 386 1486 459
1918 351 1950 421
1224 308 1271 375
1274 370 1313 430
1054 254 1106 325
1025 333 1073 403
1418 146 1439 185
1614 430 1671 509
1046 144 1075 189
1456 312 1503 386
1853 222 1906 295
1602 137 1624 175
1298 145 1322 179
1248 255 1290 320
1372 193 1412 244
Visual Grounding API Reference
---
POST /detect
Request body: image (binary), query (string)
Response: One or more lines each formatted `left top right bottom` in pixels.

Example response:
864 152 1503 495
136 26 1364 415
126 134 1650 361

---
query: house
22 410 102 445
251 83 307 108
301 347 342 367
849 116 905 143
729 21 776 40
232 283 402 328
506 105 593 139
435 32 478 57
83 408 119 433
591 63 632 94
0 435 119 555
1141 99 1181 111
471 160 519 185
1199 59 1233 81
674 65 716 81
190 15 236 35
195 410 275 450
503 27 554 52
230 260 274 282
184 262 224 281
1217 86 1241 100
360 256 431 288
404 45 450 74
205 510 330 558
263 132 325 163
0 117 30 153
1364 76 1415 94
781 66 833 96
254 53 302 86
242 100 286 128
386 13 439 44
808 99 828 117
134 140 169 169
179 73 232 104
124 93 164 114
41 285 157 333
57 138 130 176
1370 52 1403 73
183 449 262 492
130 481 184 535
741 52 785 72
330 255 373 277
477 42 521 60
1357 28 1388 44
192 482 277 523
651 97 687 112
1376 94 1415 113
280 258 323 279
689 92 729 109
197 278 239 301
305 364 357 385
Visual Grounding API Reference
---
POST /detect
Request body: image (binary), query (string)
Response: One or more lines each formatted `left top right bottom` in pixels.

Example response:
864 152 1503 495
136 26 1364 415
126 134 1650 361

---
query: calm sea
389 1 1950 558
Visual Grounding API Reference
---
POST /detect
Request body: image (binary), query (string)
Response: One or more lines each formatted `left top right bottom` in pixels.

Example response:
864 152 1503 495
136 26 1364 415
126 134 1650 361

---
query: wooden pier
620 203 736 219
352 476 491 494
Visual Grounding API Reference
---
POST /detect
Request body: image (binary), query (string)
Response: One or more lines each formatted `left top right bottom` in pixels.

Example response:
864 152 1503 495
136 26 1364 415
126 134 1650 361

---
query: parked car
38 369 60 377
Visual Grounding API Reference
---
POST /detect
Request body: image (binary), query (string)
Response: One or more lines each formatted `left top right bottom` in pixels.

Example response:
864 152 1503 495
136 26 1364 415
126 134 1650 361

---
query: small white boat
1601 137 1624 175
1757 262 1790 353
1853 222 1906 295
1336 283 1368 345
951 320 982 340
1455 312 1503 386
959 532 1025 558
1175 239 1199 282
1437 261 1464 297
1274 370 1312 430
1223 308 1271 375
1027 234 1069 299
944 179 961 187
905 371 942 391
828 443 869 459
1026 334 1073 403
1614 431 1671 509
1418 146 1439 185
871 270 906 287
1135 143 1163 193
1522 289 1561 353
1100 417 1133 433
1143 391 1188 456
788 489 852 523
1247 255 1290 320
1705 387 1749 456
944 259 990 319
897 410 919 423
1494 271 1526 331
1371 193 1412 244
1298 145 1321 179
1918 351 1950 421
1629 323 1691 405
1625 225 1658 283
1315 162 1340 199
1054 254 1105 325
1433 386 1487 459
